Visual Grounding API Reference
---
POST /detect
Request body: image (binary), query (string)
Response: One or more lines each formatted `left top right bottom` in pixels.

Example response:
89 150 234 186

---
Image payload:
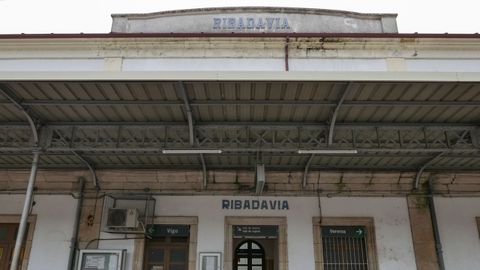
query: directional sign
146 224 190 237
321 226 366 238
233 225 278 238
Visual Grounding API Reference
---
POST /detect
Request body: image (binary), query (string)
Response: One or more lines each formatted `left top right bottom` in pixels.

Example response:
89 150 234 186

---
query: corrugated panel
2 81 479 124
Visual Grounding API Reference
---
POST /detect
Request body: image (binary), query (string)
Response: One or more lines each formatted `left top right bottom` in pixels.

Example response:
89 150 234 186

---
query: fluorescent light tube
297 149 358 154
162 149 223 154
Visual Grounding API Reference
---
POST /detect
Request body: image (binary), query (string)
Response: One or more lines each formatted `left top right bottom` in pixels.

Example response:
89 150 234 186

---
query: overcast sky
0 0 479 34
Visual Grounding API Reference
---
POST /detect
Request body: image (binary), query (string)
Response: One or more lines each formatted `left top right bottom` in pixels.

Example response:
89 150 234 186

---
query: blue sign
222 199 289 210
213 17 291 30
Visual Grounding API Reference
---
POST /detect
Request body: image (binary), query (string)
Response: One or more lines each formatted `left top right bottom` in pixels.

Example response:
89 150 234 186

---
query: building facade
0 7 479 270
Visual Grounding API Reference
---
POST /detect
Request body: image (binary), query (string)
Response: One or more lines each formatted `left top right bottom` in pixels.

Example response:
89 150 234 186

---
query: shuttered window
321 226 369 270
313 218 377 270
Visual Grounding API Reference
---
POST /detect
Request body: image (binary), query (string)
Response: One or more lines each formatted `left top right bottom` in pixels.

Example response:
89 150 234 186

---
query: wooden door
0 224 20 270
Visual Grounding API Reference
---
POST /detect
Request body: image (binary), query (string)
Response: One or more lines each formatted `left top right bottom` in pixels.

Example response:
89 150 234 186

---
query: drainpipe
68 177 86 270
10 151 40 270
284 37 290 71
427 176 446 270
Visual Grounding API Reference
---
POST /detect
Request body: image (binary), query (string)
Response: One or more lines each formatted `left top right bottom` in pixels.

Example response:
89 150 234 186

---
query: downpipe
67 177 86 270
9 151 40 270
427 177 446 270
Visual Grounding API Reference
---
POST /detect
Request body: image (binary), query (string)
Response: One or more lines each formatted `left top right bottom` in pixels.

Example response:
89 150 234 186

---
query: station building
0 6 479 270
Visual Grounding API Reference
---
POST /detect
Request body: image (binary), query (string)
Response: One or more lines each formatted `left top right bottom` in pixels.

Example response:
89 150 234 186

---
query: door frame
133 216 198 270
224 217 287 270
0 215 36 270
234 240 266 270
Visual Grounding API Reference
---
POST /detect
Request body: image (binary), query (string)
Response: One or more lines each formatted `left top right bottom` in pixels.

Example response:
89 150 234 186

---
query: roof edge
0 32 480 39
111 6 398 20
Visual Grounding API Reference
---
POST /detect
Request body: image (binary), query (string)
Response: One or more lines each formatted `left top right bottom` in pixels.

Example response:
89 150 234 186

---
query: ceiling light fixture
297 149 358 154
162 149 223 154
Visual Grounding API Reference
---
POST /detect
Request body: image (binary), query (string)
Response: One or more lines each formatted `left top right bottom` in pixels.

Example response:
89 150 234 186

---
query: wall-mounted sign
212 17 290 30
146 224 190 237
321 226 366 238
233 225 278 238
111 7 398 34
222 199 289 210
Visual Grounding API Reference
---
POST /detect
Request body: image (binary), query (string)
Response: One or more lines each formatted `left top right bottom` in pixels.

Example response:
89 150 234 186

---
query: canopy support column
0 84 42 270
10 151 40 270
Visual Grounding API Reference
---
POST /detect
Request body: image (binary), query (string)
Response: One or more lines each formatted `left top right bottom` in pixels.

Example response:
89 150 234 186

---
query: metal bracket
413 152 447 190
0 84 39 145
328 82 353 146
71 151 100 190
177 82 209 187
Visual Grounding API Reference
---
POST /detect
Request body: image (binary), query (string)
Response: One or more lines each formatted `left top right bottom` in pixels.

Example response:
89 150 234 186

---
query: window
313 218 378 270
133 217 197 270
144 236 189 270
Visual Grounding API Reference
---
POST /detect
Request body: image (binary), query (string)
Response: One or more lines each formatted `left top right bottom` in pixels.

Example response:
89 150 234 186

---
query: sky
0 0 479 34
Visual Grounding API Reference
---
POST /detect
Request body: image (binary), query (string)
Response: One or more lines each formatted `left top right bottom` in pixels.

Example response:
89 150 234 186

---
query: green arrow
356 228 363 236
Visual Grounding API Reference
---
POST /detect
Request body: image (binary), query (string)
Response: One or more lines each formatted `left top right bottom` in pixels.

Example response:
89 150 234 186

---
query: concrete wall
435 197 480 270
0 195 77 270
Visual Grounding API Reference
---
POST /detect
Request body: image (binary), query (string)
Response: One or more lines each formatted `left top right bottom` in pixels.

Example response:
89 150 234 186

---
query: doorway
225 217 287 270
0 223 23 270
234 240 265 270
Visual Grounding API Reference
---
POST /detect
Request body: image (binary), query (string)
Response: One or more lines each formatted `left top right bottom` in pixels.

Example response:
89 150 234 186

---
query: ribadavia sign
222 199 290 210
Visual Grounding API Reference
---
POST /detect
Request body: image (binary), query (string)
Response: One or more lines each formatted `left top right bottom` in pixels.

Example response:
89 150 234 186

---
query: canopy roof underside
0 80 478 171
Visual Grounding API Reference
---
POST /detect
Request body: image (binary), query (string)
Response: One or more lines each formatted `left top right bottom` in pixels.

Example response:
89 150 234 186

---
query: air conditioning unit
106 208 139 229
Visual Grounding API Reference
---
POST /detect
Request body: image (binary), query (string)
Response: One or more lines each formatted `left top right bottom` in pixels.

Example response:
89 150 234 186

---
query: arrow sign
321 226 366 238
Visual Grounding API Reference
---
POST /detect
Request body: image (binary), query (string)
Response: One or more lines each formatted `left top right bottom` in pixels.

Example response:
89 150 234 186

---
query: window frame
312 217 378 270
133 216 198 270
0 215 36 270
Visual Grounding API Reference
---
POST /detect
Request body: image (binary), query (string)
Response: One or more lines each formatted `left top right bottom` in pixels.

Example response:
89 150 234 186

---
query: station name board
213 17 291 30
222 199 289 210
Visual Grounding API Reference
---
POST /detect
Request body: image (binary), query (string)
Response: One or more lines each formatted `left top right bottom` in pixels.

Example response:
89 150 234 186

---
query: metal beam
1 121 475 129
0 162 477 172
177 81 209 187
176 81 195 146
0 84 39 145
328 83 353 146
71 151 99 190
1 99 479 107
0 149 478 157
302 154 315 188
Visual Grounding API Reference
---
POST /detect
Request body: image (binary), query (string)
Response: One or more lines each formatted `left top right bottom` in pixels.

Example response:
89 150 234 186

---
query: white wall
100 196 416 270
435 197 480 270
0 194 77 270
122 58 387 72
406 59 480 72
0 59 105 71
0 195 416 270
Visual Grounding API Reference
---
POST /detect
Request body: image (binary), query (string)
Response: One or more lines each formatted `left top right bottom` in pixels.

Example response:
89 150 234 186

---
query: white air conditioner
106 208 139 229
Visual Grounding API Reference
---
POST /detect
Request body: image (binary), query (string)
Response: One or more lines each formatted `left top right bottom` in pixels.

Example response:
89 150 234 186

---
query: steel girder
0 124 477 154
